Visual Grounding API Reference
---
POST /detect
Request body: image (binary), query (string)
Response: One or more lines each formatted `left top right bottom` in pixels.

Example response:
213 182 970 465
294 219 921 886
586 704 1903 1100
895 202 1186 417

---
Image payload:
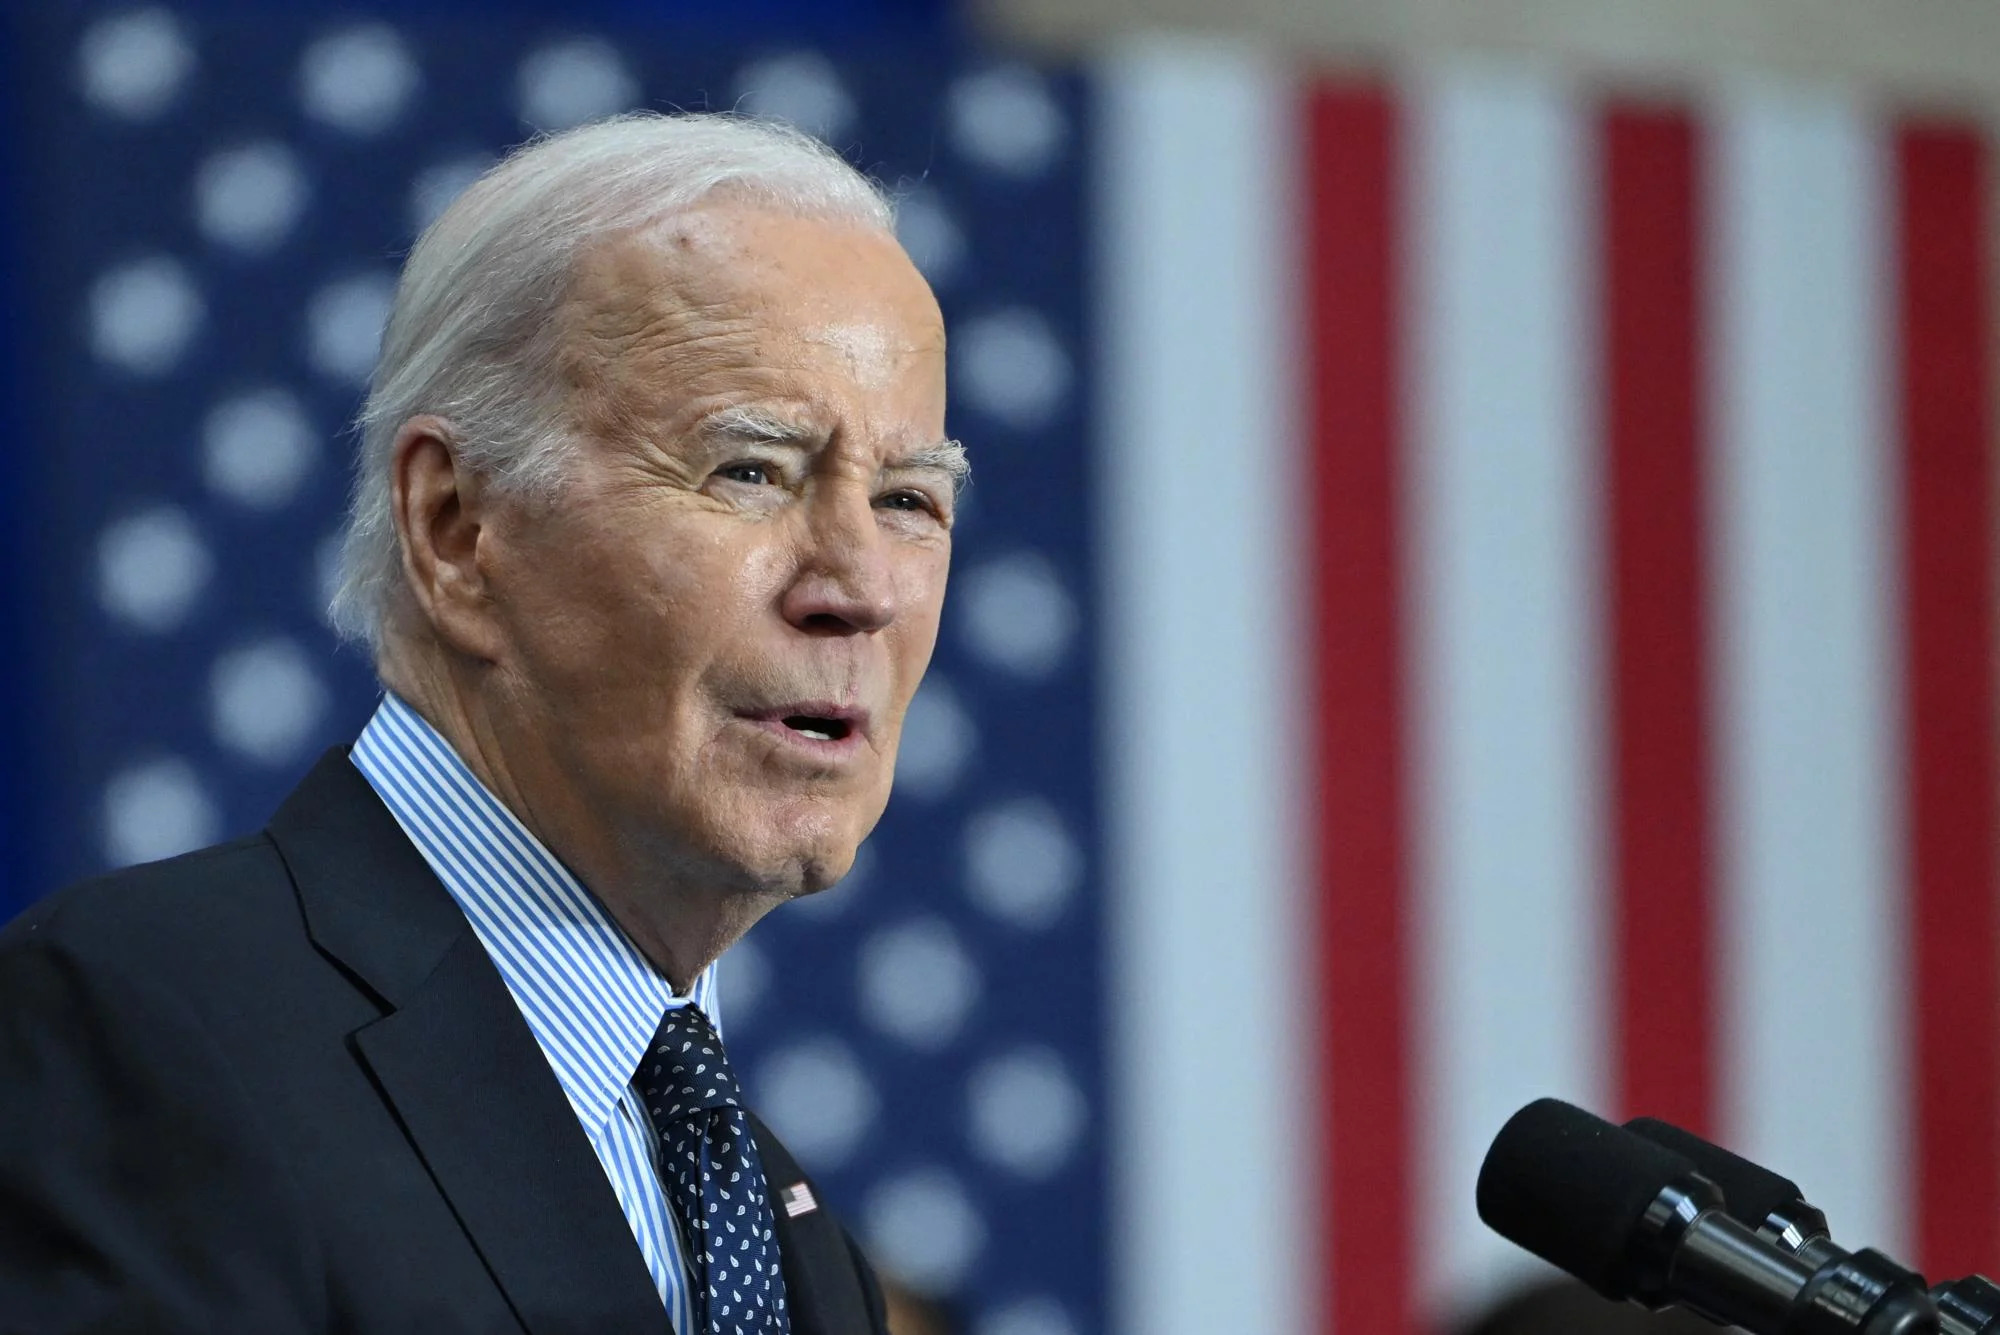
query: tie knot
638 1003 741 1122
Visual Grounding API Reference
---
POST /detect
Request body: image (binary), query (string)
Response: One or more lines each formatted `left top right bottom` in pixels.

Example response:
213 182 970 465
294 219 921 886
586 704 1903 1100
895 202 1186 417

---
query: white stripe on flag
1096 37 1310 1335
1407 63 1607 1318
1709 82 1907 1255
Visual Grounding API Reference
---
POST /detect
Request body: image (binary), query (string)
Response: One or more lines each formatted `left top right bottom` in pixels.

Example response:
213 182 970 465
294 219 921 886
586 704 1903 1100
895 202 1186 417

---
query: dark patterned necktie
638 1003 790 1335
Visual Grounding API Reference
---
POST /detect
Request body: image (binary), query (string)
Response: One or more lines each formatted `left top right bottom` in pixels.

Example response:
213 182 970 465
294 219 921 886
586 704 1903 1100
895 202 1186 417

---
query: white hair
327 111 896 651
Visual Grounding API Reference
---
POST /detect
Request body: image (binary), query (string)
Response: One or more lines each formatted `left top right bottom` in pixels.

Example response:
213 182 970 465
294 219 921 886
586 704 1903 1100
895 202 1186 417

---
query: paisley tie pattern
639 1004 790 1335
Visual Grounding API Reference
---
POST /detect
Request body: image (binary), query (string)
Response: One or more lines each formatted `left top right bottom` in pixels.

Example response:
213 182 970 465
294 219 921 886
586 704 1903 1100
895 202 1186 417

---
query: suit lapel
269 750 874 1335
268 750 665 1335
353 931 666 1334
751 1113 879 1335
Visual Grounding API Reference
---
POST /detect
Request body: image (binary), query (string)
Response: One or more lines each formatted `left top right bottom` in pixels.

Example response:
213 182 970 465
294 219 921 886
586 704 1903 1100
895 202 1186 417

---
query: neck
376 635 760 992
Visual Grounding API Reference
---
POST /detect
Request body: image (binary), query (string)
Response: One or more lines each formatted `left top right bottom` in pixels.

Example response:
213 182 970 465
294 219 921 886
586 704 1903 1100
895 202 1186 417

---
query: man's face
472 204 952 903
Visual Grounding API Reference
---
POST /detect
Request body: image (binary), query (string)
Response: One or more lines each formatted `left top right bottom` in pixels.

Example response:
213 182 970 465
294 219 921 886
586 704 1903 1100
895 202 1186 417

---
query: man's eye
716 461 778 486
878 489 943 519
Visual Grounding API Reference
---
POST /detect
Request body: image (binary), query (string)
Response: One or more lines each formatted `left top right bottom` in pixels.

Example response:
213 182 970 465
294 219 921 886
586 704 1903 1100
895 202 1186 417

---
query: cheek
873 558 949 749
894 556 950 667
730 539 794 603
501 510 773 688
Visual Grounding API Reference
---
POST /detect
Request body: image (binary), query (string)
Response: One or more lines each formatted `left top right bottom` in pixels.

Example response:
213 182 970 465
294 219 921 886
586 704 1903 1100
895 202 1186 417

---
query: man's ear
389 415 505 661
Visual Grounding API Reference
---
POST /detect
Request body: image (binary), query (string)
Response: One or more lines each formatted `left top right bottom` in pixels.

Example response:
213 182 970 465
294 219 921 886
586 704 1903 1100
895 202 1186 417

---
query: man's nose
780 486 898 635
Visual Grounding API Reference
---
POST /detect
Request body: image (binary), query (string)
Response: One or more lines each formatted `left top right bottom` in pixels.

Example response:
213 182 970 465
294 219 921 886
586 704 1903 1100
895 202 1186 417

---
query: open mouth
779 714 854 743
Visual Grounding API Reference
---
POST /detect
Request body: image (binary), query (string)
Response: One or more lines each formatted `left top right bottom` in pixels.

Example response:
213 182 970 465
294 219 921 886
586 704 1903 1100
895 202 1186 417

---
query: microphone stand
1726 1195 1937 1335
1628 1174 1939 1335
1933 1277 2000 1335
1623 1116 1985 1335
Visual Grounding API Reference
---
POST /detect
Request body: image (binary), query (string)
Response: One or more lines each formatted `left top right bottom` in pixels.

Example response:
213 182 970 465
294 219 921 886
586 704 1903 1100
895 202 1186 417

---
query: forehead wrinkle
561 293 767 443
558 209 946 452
558 222 763 427
564 261 759 387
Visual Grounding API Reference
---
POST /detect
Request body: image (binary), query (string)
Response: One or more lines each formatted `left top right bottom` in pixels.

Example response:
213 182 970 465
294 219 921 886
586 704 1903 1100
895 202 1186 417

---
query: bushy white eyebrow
703 406 817 444
703 406 971 495
893 440 971 494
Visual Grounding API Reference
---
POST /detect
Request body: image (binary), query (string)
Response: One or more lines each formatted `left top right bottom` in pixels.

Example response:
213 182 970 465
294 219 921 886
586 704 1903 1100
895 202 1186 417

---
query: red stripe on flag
1306 83 1413 1335
1601 107 1717 1135
1896 121 1999 1282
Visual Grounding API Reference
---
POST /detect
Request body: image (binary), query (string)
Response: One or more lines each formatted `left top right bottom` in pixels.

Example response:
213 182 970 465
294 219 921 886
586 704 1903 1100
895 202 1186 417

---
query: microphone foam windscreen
1476 1097 1698 1300
1624 1117 1806 1234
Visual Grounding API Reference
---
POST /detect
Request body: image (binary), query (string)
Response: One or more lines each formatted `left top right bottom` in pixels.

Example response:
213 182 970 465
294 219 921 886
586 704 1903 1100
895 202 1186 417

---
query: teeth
798 727 833 741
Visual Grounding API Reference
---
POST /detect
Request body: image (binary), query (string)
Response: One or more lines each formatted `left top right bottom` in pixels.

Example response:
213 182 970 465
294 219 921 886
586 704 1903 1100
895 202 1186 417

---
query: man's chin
772 843 856 899
751 798 874 892
675 790 876 901
699 833 855 902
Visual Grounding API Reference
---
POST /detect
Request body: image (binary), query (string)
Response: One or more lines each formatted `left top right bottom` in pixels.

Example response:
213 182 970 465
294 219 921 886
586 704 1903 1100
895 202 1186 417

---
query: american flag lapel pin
779 1181 818 1218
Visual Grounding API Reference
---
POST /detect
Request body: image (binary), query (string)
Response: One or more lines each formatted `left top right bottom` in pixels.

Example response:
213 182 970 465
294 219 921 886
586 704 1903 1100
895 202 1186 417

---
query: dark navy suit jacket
0 750 887 1335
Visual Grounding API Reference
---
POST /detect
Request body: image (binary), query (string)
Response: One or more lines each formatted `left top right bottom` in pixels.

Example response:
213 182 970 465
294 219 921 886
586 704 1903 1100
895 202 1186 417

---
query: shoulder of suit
2 833 301 982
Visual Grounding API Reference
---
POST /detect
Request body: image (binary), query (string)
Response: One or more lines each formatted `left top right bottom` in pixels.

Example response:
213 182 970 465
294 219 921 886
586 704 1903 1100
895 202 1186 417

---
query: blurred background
6 2 2000 1335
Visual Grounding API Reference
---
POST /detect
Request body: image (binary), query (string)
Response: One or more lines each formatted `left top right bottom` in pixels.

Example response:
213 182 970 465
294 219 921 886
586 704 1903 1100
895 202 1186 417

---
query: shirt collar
350 691 718 1132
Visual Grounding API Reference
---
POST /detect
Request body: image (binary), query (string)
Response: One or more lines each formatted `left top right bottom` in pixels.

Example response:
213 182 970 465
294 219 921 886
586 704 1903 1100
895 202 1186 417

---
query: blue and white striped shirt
351 691 712 1333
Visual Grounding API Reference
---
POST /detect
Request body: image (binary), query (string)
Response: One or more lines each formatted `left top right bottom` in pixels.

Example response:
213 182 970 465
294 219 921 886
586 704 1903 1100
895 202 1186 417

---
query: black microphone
1478 1098 1940 1335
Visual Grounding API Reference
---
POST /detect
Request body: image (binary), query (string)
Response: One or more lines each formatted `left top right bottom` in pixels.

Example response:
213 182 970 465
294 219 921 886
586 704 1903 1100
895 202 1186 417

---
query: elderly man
0 112 961 1335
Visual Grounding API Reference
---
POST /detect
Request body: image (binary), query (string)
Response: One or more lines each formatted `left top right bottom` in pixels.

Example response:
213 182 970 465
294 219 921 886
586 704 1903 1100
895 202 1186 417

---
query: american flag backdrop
7 7 2000 1335
1098 42 2000 1335
7 6 1100 1334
